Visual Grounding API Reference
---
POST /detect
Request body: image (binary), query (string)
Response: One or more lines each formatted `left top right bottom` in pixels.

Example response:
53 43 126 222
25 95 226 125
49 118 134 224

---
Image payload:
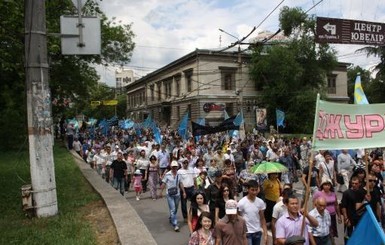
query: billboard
256 108 267 131
315 17 385 45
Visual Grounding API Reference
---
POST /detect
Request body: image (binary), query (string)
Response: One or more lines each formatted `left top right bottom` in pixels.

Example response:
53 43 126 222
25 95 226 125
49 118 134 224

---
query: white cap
225 200 238 215
170 161 179 167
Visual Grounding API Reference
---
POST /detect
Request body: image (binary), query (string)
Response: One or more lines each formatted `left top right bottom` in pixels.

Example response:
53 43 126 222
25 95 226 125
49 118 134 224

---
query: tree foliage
249 7 337 133
0 0 135 149
347 65 385 104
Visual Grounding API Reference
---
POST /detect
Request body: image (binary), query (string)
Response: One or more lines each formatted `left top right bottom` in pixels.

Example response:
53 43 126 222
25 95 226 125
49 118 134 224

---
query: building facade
125 49 349 130
115 69 135 94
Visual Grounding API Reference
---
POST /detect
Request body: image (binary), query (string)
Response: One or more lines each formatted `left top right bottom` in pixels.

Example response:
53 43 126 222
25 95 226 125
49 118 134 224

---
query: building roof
130 49 249 86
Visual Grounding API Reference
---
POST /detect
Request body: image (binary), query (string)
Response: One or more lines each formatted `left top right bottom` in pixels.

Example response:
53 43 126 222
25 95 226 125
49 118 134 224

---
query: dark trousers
264 199 276 223
344 226 355 244
67 134 74 150
140 169 148 192
181 186 195 219
314 235 331 245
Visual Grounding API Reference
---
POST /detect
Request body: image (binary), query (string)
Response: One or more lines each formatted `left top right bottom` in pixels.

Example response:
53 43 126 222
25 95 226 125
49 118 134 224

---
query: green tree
0 0 135 149
249 7 337 133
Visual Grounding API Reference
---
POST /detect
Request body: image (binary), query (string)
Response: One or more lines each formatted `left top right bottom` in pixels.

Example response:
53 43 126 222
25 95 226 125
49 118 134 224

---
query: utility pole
25 0 58 217
219 28 245 139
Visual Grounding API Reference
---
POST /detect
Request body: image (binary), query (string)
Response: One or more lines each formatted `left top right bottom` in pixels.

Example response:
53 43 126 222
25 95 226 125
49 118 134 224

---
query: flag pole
364 150 370 195
301 93 320 236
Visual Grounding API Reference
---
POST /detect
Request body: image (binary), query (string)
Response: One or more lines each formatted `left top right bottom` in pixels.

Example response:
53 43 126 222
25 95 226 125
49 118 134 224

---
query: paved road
126 191 190 245
125 182 345 245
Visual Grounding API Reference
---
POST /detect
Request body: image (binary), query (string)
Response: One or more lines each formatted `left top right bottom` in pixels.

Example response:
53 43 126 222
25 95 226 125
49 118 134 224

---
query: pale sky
95 0 385 86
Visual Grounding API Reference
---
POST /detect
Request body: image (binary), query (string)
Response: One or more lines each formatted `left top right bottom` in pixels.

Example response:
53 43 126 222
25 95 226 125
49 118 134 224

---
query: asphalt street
125 182 345 245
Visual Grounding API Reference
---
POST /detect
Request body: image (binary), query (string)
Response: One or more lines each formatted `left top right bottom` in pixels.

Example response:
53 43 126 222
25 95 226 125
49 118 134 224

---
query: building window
184 70 193 92
219 67 237 91
327 74 337 94
157 83 162 101
187 104 192 118
175 77 180 97
164 80 172 98
150 85 155 101
176 106 180 121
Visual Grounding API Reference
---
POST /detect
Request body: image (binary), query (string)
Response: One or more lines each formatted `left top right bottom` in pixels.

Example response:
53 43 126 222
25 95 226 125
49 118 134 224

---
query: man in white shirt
308 197 331 245
177 159 197 221
238 179 268 245
158 144 170 176
271 188 293 245
337 150 356 192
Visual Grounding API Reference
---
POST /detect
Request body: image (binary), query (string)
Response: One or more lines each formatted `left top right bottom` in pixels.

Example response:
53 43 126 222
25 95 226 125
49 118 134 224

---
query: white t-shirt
177 168 196 188
238 196 266 233
272 199 287 220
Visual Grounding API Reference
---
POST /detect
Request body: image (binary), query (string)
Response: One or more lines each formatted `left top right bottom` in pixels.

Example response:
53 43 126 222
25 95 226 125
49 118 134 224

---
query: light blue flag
223 110 229 120
178 112 189 141
354 73 369 104
276 109 285 127
195 118 205 142
347 205 385 245
98 119 109 136
151 124 162 144
230 112 243 137
143 114 154 128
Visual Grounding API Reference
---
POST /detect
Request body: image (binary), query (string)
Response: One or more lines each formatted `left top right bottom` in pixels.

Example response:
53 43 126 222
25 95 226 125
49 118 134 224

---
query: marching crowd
64 121 385 245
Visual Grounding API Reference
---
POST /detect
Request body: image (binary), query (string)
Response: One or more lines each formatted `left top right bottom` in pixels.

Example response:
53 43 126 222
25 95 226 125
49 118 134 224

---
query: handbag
167 175 179 196
168 186 178 196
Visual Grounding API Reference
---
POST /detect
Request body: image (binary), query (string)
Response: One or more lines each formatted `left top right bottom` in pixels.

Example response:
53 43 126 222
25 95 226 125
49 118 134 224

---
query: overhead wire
217 0 286 53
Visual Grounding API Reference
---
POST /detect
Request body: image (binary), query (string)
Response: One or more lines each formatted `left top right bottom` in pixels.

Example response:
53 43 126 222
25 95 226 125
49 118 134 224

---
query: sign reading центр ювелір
313 99 385 151
315 17 385 45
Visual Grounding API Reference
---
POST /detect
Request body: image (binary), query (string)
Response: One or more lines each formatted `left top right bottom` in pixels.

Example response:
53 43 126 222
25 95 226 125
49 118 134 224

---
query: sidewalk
70 151 157 245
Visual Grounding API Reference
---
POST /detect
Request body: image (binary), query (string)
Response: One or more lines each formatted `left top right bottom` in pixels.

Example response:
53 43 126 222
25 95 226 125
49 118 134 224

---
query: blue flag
223 110 229 120
354 73 369 104
276 109 285 127
230 112 243 137
178 112 189 141
195 118 205 142
347 205 385 245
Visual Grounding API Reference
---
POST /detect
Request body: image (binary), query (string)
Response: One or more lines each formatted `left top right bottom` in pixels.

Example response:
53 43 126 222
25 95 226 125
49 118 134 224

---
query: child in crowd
132 169 143 201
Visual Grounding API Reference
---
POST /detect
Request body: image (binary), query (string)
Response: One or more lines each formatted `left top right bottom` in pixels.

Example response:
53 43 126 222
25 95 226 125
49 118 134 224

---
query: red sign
203 103 225 113
316 17 385 45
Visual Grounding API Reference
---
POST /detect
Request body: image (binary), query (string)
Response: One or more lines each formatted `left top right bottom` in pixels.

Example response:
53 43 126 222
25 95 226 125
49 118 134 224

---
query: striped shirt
308 208 331 237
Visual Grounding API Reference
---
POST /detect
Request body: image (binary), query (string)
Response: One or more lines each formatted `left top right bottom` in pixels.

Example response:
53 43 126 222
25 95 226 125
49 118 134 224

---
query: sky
96 0 385 86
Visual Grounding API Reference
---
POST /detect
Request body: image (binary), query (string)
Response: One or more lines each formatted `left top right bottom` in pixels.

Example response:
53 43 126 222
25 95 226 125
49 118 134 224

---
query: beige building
125 49 349 130
115 69 136 94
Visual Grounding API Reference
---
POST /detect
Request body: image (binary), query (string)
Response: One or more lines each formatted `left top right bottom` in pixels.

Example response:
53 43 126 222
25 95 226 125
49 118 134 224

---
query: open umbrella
250 161 288 174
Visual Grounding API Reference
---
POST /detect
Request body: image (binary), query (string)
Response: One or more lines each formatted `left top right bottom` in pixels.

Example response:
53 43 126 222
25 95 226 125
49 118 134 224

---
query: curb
70 151 157 245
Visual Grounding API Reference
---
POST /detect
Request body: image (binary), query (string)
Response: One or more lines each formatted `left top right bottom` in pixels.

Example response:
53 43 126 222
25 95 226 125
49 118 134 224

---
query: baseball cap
171 161 179 167
225 200 238 215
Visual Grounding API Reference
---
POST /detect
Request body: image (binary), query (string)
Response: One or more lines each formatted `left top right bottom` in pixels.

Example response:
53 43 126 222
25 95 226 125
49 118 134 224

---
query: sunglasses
369 179 377 182
223 189 229 192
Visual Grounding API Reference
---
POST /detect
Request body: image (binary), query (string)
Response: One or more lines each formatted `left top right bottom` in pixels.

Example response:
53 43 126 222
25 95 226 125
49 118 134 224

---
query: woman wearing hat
313 179 342 242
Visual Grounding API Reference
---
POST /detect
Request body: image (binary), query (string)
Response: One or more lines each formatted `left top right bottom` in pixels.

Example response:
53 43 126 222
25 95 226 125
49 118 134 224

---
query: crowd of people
62 119 385 245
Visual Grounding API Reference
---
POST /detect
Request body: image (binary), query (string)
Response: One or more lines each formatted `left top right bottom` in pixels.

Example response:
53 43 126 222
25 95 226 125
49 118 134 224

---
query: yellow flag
91 101 101 106
103 100 118 106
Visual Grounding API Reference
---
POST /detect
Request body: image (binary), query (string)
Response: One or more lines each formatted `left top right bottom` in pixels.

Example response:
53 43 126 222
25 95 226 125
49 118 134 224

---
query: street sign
103 100 118 106
91 101 101 106
60 16 101 55
315 17 385 45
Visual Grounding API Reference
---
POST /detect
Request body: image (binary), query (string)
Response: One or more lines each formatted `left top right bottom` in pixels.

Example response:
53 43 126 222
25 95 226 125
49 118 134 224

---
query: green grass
0 142 101 245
